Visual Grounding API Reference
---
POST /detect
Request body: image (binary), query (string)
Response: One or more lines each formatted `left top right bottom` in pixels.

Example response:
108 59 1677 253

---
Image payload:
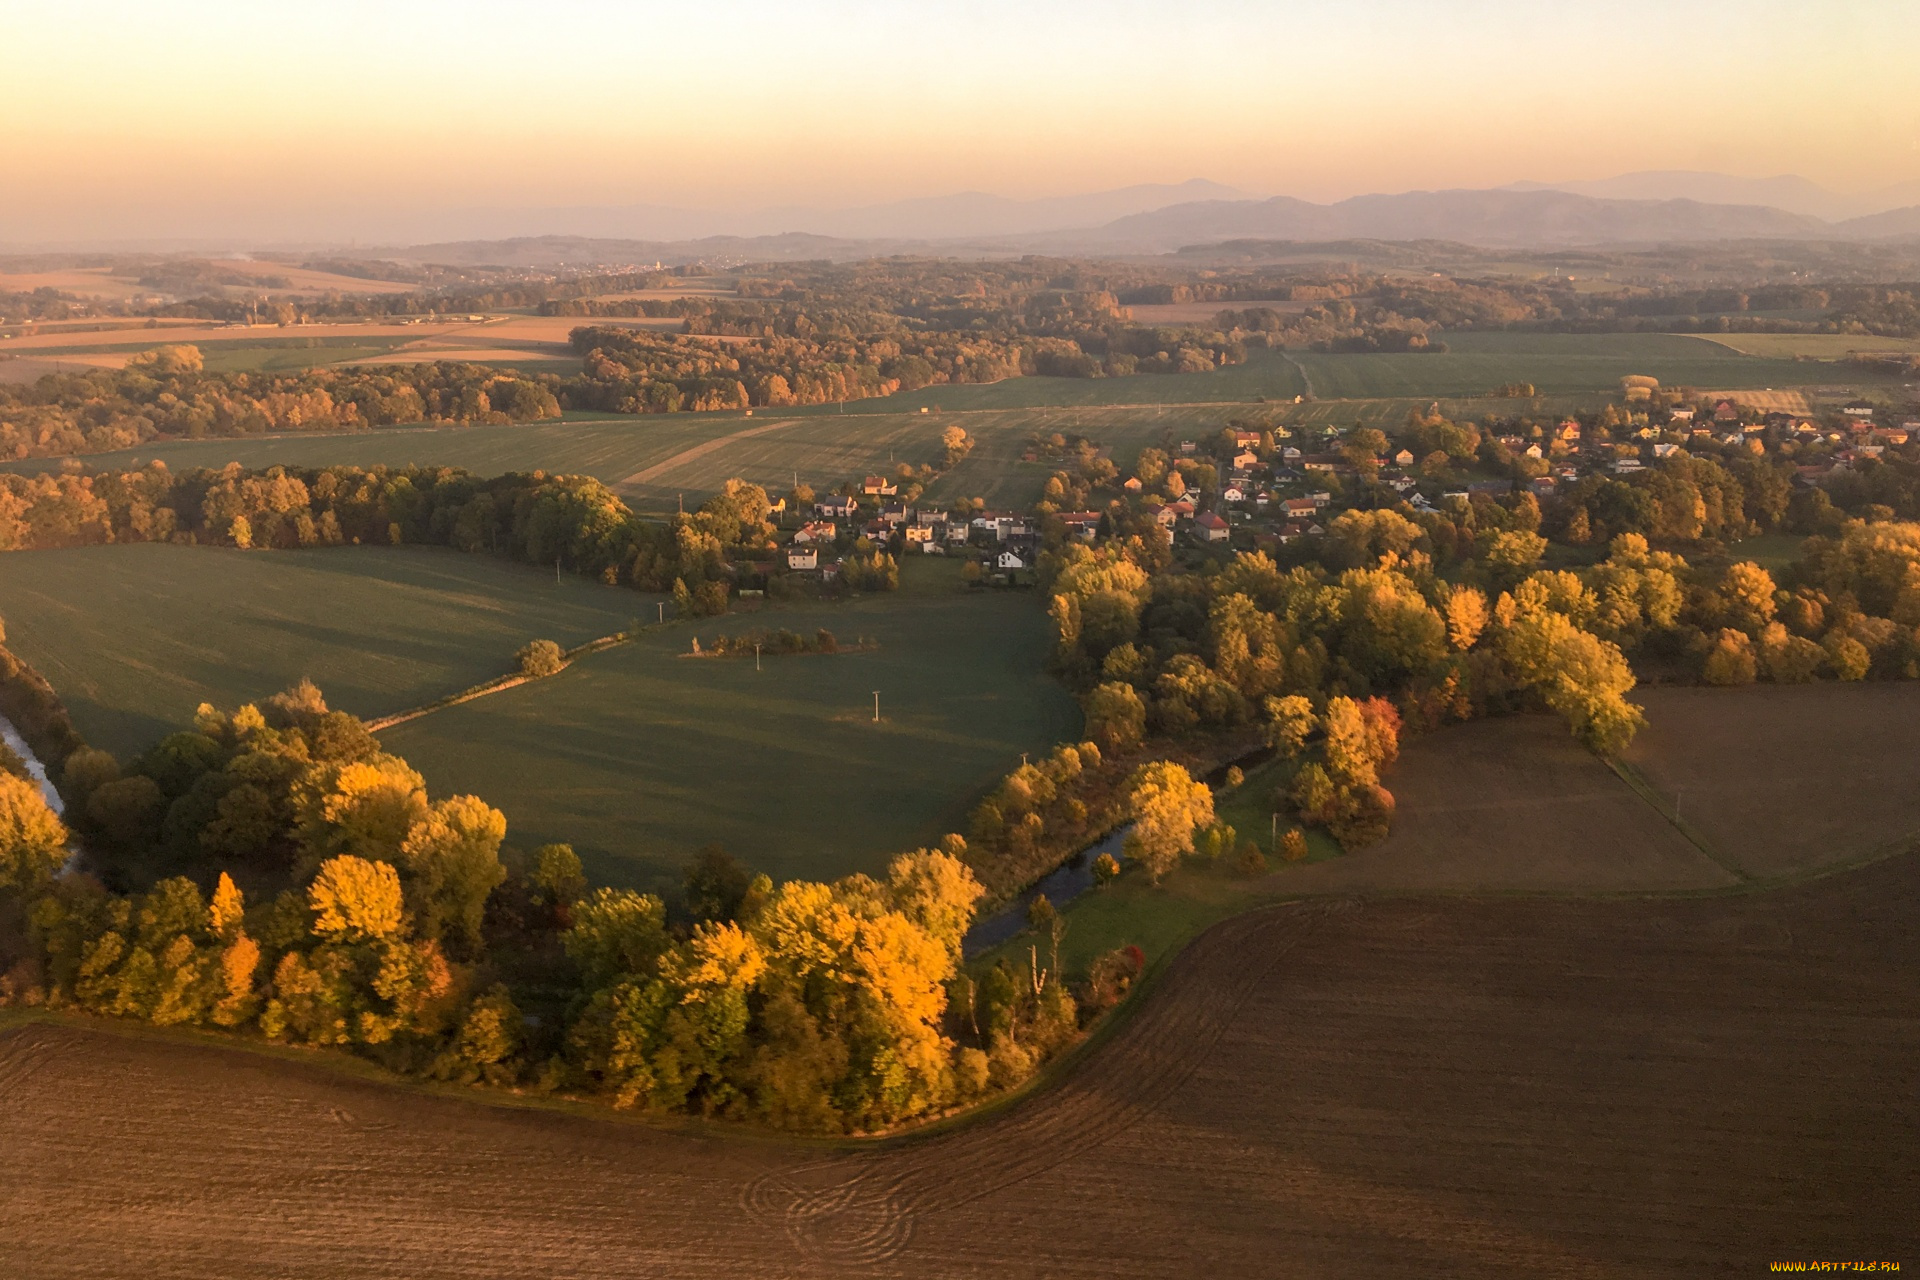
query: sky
4 0 1919 245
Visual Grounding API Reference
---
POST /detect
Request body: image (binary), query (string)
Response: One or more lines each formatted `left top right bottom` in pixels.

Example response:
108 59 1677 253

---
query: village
753 386 1918 588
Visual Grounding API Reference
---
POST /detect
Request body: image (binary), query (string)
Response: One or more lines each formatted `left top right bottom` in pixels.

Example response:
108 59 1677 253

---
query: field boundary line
613 418 800 488
366 622 675 732
1601 754 1752 883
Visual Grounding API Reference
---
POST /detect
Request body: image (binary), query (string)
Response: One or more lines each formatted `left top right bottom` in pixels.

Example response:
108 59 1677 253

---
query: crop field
3 836 1912 1277
380 566 1079 891
1623 682 1920 879
1699 332 1920 359
1286 330 1857 400
0 544 650 758
0 314 671 375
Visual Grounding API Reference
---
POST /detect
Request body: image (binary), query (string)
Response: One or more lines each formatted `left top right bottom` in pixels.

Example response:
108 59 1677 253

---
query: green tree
1082 681 1146 753
397 794 508 954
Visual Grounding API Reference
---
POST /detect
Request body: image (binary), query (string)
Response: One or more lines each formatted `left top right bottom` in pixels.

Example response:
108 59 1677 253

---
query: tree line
0 345 559 460
0 674 1080 1131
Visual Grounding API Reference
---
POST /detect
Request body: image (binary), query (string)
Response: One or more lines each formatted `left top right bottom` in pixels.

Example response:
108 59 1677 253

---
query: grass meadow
381 562 1080 892
0 543 652 757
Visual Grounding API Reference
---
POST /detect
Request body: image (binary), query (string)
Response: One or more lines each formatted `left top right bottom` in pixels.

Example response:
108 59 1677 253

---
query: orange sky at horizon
4 0 1917 242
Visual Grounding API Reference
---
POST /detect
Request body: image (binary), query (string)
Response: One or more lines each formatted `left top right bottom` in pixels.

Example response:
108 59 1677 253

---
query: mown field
381 562 1080 890
1699 331 1920 359
0 544 651 758
3 831 1912 1277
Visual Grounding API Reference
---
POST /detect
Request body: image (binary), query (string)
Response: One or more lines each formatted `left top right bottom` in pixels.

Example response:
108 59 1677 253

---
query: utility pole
872 691 880 723
657 601 664 624
1271 812 1279 852
755 643 761 672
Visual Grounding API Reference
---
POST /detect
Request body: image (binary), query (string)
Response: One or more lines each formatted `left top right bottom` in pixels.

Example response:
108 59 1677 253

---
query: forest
0 345 559 460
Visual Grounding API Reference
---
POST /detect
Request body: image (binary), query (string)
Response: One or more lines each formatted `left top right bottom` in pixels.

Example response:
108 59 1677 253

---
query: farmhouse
792 521 835 543
1058 511 1102 541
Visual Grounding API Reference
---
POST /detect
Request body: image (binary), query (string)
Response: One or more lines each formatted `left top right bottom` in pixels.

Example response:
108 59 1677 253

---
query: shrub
1234 841 1267 876
1280 828 1309 862
516 639 565 679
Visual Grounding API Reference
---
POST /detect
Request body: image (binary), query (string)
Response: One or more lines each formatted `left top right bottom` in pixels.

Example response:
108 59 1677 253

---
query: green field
1695 332 1920 360
380 562 1081 892
5 331 1895 518
1285 331 1847 400
0 543 652 757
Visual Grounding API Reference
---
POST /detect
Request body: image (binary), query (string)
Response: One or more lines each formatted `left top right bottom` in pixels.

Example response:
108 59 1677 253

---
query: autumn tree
1123 762 1214 883
0 770 66 890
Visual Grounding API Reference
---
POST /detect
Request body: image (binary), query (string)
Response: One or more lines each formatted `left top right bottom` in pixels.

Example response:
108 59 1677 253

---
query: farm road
2 851 1915 1277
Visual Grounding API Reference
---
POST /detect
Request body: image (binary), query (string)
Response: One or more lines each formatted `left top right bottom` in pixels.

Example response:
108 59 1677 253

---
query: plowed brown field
2 691 1916 1277
3 855 1916 1277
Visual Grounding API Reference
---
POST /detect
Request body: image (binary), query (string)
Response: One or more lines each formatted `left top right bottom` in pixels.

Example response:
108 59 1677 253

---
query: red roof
1196 512 1230 530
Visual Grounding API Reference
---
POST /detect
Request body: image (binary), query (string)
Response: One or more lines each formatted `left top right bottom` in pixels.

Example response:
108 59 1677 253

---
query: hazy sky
4 0 1918 243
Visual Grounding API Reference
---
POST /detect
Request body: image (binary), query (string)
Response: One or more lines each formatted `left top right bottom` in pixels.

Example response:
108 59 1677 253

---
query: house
996 550 1027 571
814 496 857 518
862 475 898 496
1713 399 1739 423
1168 497 1196 519
914 508 944 528
1281 497 1318 519
1652 441 1681 458
1408 493 1437 513
1231 449 1259 469
862 520 892 543
1178 440 1197 454
1612 457 1644 474
1308 491 1332 508
945 520 971 544
1668 407 1696 424
1394 448 1416 466
1233 429 1262 447
904 524 934 545
1058 511 1102 540
1841 401 1875 420
1254 489 1274 508
1221 484 1247 505
1530 476 1557 497
1556 421 1582 442
1122 476 1144 493
879 503 910 527
786 545 818 571
1282 445 1303 462
1143 502 1177 529
1194 512 1231 543
792 520 836 544
1523 443 1544 459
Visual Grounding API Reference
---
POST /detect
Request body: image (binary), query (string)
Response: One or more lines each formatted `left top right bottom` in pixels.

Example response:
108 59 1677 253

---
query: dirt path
614 418 801 489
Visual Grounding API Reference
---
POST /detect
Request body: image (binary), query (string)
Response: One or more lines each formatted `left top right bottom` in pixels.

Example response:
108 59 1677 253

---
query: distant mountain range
14 172 1919 260
1060 188 1920 252
393 184 1920 266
